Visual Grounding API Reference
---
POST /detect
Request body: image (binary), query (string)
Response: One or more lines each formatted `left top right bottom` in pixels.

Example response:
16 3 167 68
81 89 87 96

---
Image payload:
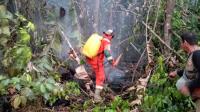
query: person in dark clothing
168 32 200 111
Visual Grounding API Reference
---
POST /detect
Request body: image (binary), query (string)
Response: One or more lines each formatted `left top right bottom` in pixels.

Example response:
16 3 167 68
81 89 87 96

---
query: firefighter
86 29 115 102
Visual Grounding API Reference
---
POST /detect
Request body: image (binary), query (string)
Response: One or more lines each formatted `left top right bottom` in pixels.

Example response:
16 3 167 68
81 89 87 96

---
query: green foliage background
141 0 200 111
141 56 194 112
0 4 81 109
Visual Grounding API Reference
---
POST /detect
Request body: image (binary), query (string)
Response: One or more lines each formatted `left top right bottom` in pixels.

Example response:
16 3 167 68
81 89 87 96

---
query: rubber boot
94 88 102 103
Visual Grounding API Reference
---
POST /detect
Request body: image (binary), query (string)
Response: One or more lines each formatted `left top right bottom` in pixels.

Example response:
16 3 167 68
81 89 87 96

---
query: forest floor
14 62 146 112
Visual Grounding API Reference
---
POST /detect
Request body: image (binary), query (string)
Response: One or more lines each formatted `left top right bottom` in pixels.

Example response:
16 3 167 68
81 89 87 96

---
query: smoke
47 0 145 62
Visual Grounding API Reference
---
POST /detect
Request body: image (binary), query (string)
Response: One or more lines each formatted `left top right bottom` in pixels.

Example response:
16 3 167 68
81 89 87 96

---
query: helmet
103 29 113 35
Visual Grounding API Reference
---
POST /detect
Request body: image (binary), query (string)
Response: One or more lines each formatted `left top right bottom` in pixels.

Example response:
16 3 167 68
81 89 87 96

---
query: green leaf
80 59 85 65
0 19 9 26
11 46 32 69
105 109 116 112
18 29 30 44
45 83 54 91
13 95 21 109
0 26 10 36
26 22 35 31
122 109 130 112
51 33 62 52
0 37 9 46
15 84 21 91
11 77 20 84
43 93 50 100
43 63 53 71
157 78 167 85
20 96 27 106
111 96 122 109
0 75 7 80
17 14 27 21
15 47 24 54
46 77 56 84
92 106 101 112
0 5 13 19
53 88 59 95
1 79 10 86
21 87 34 98
40 84 46 93
36 57 53 72
0 5 6 14
26 74 32 82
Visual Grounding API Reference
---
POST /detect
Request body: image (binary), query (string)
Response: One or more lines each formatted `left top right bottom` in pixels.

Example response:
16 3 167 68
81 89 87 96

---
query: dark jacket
177 50 200 93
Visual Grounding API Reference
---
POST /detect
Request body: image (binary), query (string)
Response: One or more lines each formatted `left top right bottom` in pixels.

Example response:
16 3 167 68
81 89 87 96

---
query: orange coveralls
86 33 113 89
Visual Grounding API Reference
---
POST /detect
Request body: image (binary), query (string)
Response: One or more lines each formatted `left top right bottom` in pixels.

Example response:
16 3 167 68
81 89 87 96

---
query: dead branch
37 108 54 112
114 2 141 16
114 37 133 48
114 34 141 48
130 68 153 107
79 87 90 97
145 0 154 65
131 48 146 82
57 25 81 64
130 42 141 54
153 0 161 31
171 30 181 39
142 21 185 61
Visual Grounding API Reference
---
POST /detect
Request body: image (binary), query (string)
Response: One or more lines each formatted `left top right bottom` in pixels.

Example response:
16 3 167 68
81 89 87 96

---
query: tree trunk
109 3 113 28
164 0 175 56
94 0 100 32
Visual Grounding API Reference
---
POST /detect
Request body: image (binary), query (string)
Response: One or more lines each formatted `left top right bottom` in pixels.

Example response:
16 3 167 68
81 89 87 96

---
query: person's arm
188 51 200 93
104 43 113 62
103 39 114 64
168 69 183 78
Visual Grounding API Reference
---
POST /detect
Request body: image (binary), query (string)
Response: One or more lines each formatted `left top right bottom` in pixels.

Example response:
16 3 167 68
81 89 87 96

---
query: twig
131 48 146 82
145 0 154 65
130 68 153 107
37 108 54 112
131 0 153 82
114 37 131 48
79 87 90 97
114 3 141 16
171 30 181 39
153 0 161 31
130 42 141 54
57 25 81 64
140 68 153 91
114 35 141 48
142 21 185 61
